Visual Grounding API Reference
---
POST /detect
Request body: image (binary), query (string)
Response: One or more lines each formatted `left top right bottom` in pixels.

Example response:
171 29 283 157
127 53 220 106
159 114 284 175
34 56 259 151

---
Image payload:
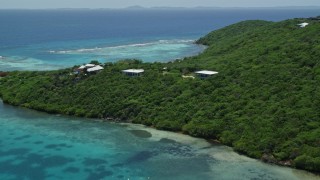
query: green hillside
1 17 320 172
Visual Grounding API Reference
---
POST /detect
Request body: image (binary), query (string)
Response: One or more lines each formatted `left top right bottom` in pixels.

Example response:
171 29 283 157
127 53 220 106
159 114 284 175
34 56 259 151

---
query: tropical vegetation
1 17 320 172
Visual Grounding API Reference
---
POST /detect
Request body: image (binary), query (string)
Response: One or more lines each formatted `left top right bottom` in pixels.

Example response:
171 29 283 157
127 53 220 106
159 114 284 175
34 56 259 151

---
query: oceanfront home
74 64 104 74
78 65 86 70
195 70 218 78
122 69 144 77
87 65 104 72
85 64 95 68
78 63 96 70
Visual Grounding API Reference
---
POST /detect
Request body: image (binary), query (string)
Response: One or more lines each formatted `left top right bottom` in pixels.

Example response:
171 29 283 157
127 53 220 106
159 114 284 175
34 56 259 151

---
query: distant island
124 6 320 10
31 6 320 11
1 17 320 173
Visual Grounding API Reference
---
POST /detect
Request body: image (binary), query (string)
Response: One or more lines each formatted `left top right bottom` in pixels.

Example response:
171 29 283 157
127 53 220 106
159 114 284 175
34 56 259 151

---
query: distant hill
1 17 320 173
125 5 146 10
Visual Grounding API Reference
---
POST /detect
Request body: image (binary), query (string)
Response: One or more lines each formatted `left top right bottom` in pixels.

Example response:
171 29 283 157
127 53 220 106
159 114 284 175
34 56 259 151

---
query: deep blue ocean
1 8 320 179
1 8 320 70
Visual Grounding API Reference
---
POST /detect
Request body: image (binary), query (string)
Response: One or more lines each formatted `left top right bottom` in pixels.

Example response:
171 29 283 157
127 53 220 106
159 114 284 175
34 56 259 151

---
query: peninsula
0 17 319 173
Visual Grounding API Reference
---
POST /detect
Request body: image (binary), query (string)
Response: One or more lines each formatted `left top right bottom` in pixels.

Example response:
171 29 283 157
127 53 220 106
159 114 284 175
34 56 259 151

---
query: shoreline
1 17 320 174
0 99 319 177
124 123 320 179
1 102 320 179
0 38 206 72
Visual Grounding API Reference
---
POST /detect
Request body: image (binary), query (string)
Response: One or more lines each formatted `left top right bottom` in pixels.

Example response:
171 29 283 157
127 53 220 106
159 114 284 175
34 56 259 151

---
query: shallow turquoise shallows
0 39 206 71
0 101 319 180
2 9 320 71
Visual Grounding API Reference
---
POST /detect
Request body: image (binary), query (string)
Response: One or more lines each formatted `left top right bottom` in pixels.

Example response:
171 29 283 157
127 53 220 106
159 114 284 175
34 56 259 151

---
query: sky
1 0 320 9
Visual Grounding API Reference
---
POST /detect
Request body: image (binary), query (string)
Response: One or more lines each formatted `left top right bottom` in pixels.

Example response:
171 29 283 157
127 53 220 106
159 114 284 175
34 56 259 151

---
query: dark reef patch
0 153 47 179
86 171 113 180
111 163 124 167
45 144 59 149
63 167 80 173
14 135 31 140
117 175 124 179
95 165 107 172
129 130 152 138
83 158 108 166
44 143 73 149
126 151 156 164
34 141 43 144
42 155 74 167
159 138 176 144
0 148 30 156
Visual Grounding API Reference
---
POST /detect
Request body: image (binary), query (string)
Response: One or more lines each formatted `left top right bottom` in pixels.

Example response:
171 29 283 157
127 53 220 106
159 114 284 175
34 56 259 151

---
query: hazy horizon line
1 5 320 10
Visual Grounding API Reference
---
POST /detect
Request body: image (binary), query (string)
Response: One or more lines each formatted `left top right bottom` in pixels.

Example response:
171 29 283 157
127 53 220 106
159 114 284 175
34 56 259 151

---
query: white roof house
298 22 309 28
122 69 145 76
195 70 219 75
195 70 218 78
85 64 96 68
78 65 86 69
87 65 104 72
122 69 144 73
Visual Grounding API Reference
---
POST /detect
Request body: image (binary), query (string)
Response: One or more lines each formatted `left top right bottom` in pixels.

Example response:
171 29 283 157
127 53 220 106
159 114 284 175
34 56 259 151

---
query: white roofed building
297 22 309 28
195 70 218 78
85 64 96 68
78 65 86 69
122 69 144 77
87 65 104 72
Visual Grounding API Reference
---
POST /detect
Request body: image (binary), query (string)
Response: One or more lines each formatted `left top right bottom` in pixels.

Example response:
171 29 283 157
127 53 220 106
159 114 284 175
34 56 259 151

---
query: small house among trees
87 65 104 72
195 70 218 78
74 63 104 74
122 69 144 77
297 22 309 28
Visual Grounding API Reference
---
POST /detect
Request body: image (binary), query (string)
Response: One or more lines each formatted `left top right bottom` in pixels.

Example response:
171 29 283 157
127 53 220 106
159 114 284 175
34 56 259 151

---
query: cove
0 101 318 180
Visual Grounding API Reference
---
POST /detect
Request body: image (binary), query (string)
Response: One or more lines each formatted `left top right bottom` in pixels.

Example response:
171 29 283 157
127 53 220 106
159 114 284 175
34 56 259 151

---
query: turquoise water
0 39 205 71
1 9 320 71
0 101 319 180
2 9 320 179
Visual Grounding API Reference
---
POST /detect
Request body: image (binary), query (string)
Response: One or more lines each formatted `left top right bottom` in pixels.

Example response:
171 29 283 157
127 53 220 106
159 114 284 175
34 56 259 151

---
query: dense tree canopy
1 18 319 172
